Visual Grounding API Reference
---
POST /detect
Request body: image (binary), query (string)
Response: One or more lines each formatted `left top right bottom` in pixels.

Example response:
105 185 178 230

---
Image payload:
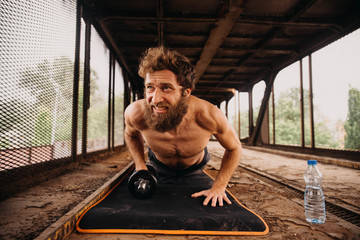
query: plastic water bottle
304 160 326 224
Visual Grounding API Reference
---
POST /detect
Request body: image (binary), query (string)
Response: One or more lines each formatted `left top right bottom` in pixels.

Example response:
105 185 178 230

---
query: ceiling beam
193 87 236 92
194 1 245 83
118 45 296 55
194 94 229 98
197 80 247 84
212 0 319 91
156 0 164 45
235 18 341 31
102 16 340 29
96 19 133 77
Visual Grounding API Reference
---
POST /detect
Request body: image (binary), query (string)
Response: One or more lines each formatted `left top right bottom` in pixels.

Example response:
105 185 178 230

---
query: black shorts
148 147 210 185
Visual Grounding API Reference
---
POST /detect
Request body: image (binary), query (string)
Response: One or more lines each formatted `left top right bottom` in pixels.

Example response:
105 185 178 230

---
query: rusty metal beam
197 80 247 84
248 71 277 145
271 85 275 144
102 16 340 30
156 0 164 45
82 16 91 159
194 1 245 83
248 87 253 139
308 54 315 148
193 87 235 92
71 1 82 162
213 0 319 91
300 59 305 147
194 94 227 99
97 19 133 77
118 45 296 55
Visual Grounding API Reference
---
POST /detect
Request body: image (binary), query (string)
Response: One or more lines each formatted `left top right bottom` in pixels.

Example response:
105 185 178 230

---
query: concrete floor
0 142 359 240
68 142 360 240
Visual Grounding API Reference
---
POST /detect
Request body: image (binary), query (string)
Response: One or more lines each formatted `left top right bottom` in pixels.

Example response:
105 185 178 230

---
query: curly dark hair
138 46 196 90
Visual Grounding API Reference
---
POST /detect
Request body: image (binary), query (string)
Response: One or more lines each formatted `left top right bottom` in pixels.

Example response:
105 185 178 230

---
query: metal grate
0 0 77 195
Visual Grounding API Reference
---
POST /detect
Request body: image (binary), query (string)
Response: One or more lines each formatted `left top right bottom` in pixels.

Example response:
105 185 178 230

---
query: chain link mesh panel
0 0 77 190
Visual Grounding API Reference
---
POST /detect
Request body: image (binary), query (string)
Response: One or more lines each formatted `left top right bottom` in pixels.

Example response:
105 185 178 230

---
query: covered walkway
0 142 358 239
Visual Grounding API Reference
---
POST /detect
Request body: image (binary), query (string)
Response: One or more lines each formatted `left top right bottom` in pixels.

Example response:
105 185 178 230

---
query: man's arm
124 103 148 171
192 105 242 207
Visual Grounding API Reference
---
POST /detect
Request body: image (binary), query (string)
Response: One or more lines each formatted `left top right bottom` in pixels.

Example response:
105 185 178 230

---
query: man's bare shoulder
189 95 224 132
125 99 147 128
189 95 221 114
189 95 216 112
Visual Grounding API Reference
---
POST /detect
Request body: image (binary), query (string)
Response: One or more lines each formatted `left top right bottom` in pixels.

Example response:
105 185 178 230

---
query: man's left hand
191 188 232 207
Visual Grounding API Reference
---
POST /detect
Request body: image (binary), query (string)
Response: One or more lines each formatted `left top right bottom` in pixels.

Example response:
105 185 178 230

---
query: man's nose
152 89 164 104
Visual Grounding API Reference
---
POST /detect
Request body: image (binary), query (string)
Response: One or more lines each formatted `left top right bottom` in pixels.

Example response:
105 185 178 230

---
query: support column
248 72 277 145
82 16 91 158
71 0 81 161
237 91 241 138
271 86 275 144
111 57 115 150
248 87 253 139
300 59 305 147
108 53 112 151
309 55 315 148
225 100 229 119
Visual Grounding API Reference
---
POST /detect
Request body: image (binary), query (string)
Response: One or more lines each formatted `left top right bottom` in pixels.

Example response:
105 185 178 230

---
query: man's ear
183 88 192 97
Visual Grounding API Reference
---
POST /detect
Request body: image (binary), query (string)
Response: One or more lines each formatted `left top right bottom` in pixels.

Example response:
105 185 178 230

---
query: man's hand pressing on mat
191 186 231 207
191 152 239 208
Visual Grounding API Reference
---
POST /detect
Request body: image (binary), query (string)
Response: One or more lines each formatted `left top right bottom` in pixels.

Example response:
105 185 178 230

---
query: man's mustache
151 103 170 108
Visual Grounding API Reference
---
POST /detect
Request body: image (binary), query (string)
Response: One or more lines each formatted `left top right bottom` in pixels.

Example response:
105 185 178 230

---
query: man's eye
163 86 174 91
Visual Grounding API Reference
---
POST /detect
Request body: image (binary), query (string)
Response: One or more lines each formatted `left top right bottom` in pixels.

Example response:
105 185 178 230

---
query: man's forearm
124 132 147 170
213 148 241 189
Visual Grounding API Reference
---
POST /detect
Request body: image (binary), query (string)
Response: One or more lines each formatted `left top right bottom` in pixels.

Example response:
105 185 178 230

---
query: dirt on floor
0 148 133 240
0 142 359 240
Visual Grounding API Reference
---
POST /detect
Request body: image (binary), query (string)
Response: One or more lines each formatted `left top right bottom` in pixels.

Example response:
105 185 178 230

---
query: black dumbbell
128 164 158 199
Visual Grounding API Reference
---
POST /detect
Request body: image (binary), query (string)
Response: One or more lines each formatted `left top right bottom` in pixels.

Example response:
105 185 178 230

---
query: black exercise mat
76 168 268 235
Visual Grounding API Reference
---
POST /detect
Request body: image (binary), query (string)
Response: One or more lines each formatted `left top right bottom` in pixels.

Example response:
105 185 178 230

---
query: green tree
231 109 249 139
32 106 52 145
76 64 100 140
18 57 75 145
0 99 32 149
240 110 249 139
275 87 339 148
16 57 103 146
86 70 109 140
5 56 124 150
0 99 30 136
344 87 360 150
114 94 125 145
275 88 302 145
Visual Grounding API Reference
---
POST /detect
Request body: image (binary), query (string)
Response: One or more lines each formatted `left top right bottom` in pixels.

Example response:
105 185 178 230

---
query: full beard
143 97 188 132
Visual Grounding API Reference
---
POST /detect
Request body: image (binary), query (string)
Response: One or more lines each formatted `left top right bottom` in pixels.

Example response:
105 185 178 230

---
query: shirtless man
124 46 242 207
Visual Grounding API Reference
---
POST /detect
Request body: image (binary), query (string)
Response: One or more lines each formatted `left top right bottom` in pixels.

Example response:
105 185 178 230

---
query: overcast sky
250 28 360 123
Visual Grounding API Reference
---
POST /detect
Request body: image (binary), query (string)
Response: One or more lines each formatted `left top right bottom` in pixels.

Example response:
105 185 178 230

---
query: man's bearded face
144 95 188 132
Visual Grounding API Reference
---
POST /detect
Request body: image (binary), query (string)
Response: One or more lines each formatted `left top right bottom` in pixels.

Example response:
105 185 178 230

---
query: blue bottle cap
307 160 317 165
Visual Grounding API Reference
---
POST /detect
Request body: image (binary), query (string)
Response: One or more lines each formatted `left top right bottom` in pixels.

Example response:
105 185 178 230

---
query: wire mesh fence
0 0 78 199
1 0 77 174
0 0 125 199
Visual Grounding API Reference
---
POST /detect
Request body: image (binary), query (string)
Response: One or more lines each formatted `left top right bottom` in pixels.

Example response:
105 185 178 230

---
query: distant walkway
207 141 360 214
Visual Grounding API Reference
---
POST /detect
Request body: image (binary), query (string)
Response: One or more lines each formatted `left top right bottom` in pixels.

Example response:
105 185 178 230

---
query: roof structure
83 0 360 105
